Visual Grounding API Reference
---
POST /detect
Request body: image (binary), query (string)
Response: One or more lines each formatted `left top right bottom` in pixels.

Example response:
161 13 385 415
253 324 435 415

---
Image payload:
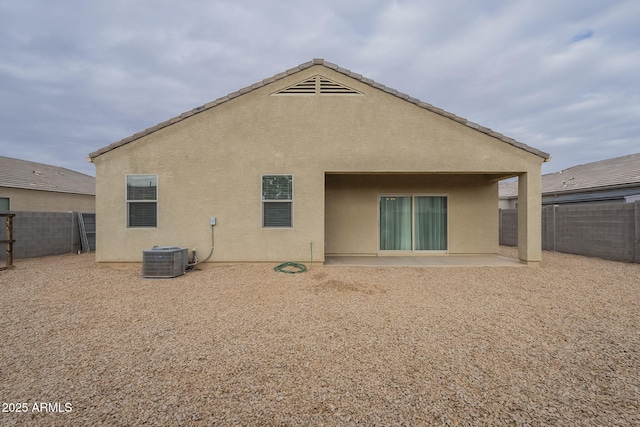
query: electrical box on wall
210 217 216 226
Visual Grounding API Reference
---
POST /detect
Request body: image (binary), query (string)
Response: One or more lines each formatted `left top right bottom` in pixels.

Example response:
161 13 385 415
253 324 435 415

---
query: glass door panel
414 196 447 250
379 196 412 250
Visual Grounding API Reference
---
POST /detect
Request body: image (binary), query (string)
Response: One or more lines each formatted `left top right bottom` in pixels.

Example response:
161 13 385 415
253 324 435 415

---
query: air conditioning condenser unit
142 246 188 278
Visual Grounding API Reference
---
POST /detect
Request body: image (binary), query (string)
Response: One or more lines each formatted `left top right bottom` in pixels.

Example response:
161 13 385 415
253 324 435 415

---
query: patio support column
517 171 542 266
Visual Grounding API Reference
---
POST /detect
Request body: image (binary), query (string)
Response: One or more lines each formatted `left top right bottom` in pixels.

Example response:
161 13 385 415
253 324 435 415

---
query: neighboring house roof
0 156 96 195
498 181 518 198
543 152 640 194
499 152 640 201
89 58 551 161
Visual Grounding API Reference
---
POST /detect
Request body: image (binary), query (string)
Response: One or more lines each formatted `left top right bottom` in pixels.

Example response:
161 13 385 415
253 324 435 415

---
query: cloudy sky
1 0 638 177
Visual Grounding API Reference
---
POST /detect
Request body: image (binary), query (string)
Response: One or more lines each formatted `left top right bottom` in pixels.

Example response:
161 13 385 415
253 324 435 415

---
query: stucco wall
499 198 517 210
0 187 95 212
92 65 543 263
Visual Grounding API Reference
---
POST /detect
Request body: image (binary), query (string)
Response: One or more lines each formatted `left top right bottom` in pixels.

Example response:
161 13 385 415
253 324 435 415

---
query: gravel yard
1 248 639 426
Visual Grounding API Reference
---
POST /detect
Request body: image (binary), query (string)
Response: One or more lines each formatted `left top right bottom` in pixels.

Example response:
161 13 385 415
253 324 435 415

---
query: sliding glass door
380 195 447 251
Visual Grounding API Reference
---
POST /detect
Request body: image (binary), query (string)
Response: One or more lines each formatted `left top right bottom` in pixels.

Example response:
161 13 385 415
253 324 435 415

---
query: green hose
274 261 307 274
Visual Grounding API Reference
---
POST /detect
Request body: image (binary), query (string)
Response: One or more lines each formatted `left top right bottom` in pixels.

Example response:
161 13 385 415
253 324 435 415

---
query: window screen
127 175 157 227
262 175 292 227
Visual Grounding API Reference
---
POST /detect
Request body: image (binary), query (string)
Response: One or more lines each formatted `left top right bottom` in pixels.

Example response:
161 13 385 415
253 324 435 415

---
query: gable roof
0 156 95 195
89 58 551 161
543 152 640 194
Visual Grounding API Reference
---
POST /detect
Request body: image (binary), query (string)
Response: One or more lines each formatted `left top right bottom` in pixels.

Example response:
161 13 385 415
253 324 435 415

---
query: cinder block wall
554 204 635 262
499 201 640 263
0 211 82 260
498 209 518 246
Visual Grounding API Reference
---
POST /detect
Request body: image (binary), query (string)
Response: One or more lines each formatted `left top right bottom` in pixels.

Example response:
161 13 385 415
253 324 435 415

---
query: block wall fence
0 211 85 260
499 201 640 263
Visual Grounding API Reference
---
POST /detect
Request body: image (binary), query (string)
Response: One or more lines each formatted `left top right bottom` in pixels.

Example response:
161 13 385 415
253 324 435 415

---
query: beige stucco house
89 59 550 266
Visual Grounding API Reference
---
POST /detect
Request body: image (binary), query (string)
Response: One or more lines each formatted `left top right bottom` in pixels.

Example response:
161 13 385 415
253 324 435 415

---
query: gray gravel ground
1 247 639 426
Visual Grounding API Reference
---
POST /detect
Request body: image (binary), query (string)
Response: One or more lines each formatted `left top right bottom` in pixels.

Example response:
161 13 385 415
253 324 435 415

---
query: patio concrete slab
324 255 523 267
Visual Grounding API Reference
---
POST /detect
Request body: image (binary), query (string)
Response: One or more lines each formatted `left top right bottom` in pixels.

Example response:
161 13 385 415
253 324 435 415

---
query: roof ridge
89 59 550 160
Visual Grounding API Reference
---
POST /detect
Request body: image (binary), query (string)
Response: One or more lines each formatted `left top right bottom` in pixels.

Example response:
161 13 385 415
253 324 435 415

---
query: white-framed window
262 175 293 228
0 197 9 211
126 175 157 228
379 195 448 251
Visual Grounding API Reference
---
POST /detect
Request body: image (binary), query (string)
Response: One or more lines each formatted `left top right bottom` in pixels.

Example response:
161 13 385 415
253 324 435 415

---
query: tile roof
0 156 95 195
89 58 551 161
498 181 519 198
543 152 640 194
499 152 640 198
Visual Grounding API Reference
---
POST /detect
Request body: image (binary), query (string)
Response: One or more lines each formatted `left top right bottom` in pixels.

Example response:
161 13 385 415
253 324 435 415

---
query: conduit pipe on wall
188 224 214 268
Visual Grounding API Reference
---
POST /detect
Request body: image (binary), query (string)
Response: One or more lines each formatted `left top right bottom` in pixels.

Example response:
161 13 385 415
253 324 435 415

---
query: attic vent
319 77 360 94
278 77 317 94
274 75 361 96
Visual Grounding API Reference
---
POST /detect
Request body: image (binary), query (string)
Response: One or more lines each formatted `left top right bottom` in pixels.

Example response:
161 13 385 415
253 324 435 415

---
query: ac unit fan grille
142 247 188 278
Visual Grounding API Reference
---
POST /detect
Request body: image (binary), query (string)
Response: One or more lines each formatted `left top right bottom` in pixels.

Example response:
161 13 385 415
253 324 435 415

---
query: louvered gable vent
318 77 359 94
274 75 361 95
278 77 316 94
